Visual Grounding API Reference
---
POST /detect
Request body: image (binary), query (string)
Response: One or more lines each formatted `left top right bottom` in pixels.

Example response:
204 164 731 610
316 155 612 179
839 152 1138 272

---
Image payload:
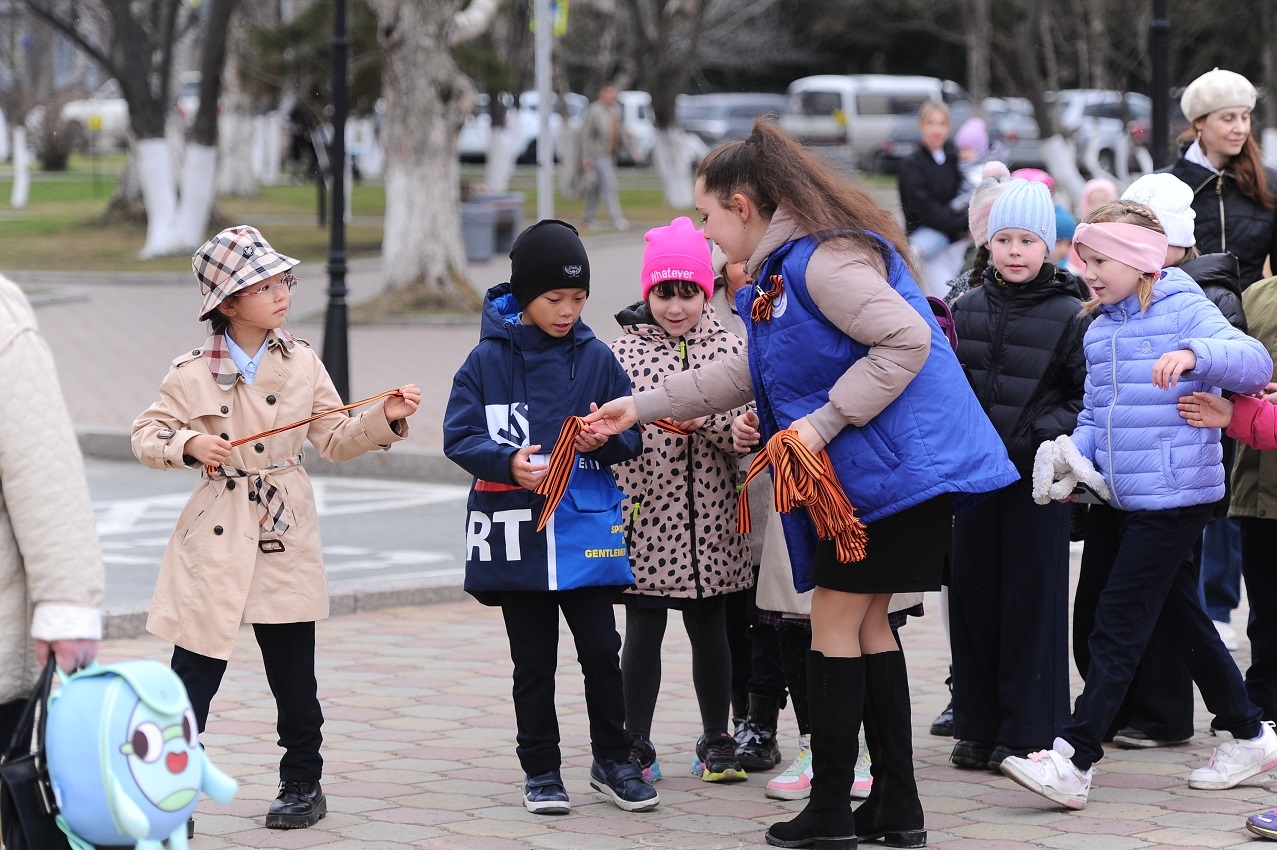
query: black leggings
622 597 731 739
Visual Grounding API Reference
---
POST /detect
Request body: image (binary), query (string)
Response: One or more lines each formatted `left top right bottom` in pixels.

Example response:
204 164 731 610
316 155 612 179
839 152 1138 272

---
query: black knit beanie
509 219 591 308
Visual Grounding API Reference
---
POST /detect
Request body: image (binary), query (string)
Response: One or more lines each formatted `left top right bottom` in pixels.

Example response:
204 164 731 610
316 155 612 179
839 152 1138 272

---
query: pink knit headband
1073 222 1168 274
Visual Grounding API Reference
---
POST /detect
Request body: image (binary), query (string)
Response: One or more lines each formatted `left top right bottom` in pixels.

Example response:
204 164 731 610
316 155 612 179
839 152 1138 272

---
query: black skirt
810 493 953 594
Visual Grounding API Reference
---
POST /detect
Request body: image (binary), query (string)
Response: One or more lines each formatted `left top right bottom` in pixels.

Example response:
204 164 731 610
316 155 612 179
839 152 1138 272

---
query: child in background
1068 178 1119 271
709 245 790 775
1075 172 1248 752
943 161 1011 305
1051 205 1078 272
947 180 1089 772
610 217 753 784
133 225 421 829
443 220 658 815
1000 200 1275 809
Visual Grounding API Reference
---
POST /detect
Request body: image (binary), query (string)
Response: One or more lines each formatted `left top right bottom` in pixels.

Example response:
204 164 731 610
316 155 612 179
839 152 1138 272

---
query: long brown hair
1078 200 1165 315
697 119 915 277
1179 126 1274 211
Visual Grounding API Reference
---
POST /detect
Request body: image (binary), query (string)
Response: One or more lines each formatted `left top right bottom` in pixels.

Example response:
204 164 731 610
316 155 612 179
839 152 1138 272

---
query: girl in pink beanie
609 216 754 785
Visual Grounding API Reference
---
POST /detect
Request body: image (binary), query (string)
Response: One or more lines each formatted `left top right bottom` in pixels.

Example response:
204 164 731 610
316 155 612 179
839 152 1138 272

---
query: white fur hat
1121 173 1196 249
1180 68 1256 122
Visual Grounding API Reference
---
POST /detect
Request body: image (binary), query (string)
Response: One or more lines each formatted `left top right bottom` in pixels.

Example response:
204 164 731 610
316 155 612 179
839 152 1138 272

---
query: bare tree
22 0 240 256
363 0 497 309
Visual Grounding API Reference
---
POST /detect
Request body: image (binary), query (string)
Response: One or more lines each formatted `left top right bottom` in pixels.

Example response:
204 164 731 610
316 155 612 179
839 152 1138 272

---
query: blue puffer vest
737 235 1018 591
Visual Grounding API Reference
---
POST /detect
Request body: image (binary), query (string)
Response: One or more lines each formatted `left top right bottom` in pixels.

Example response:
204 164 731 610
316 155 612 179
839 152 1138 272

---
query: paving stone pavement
91 592 1270 850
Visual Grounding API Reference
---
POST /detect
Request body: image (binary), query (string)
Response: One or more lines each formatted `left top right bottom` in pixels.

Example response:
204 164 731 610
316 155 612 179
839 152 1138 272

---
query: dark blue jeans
1064 502 1262 770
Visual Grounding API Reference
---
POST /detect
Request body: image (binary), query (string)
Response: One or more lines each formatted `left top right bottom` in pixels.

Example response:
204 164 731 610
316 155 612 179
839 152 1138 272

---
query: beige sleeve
633 351 755 424
802 245 931 443
132 366 206 469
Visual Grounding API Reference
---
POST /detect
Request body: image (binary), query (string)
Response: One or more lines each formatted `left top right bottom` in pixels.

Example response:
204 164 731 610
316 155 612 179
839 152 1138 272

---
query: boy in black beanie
443 220 658 814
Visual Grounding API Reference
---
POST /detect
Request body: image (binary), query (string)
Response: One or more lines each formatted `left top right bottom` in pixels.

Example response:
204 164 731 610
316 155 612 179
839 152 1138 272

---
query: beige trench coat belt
203 453 304 535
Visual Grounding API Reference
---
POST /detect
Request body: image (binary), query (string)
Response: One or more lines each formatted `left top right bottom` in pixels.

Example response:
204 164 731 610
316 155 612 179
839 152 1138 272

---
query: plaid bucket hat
193 225 299 320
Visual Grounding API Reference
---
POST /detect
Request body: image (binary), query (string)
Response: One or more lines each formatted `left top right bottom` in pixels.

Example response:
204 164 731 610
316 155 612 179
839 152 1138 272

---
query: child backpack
926 295 959 352
44 660 237 850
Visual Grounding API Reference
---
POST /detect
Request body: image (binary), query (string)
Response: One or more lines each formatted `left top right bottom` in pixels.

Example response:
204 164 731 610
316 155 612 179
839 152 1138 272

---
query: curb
103 573 470 639
76 426 473 486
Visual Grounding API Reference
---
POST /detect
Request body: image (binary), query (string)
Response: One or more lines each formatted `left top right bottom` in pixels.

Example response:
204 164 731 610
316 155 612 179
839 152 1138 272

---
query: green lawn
0 157 895 272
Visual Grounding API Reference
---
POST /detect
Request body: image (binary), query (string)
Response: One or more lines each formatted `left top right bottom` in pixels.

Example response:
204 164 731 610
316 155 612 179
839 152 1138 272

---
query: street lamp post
322 0 351 401
1150 0 1170 169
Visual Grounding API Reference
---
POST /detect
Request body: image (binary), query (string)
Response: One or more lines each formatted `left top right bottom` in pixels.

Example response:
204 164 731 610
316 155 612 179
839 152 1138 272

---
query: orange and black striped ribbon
751 274 786 323
206 388 404 476
649 418 693 436
739 429 868 563
533 416 588 532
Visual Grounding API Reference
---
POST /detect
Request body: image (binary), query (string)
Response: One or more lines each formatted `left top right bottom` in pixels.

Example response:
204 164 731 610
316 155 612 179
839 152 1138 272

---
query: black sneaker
628 733 662 782
950 740 996 769
590 759 660 811
265 779 327 829
986 744 1032 770
523 770 571 814
1112 727 1193 749
930 701 954 737
693 732 748 783
735 718 782 772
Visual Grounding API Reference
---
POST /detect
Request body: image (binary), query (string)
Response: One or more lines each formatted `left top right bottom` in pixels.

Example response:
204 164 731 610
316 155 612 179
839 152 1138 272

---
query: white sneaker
1214 620 1241 652
999 737 1092 809
1188 722 1277 789
765 734 812 800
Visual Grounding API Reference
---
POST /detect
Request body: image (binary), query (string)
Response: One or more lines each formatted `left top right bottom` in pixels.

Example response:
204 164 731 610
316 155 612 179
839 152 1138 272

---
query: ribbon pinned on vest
533 416 588 531
751 274 786 323
739 429 868 563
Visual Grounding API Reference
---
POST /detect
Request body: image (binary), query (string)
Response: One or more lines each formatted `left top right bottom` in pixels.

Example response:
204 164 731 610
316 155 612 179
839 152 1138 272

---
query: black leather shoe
265 779 327 829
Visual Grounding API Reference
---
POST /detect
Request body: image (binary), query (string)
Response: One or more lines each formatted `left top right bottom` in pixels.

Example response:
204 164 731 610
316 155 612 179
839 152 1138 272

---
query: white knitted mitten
1031 435 1110 505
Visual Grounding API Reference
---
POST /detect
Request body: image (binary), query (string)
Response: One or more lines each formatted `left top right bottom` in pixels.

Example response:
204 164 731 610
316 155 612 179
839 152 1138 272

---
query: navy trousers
1063 502 1261 770
950 478 1072 749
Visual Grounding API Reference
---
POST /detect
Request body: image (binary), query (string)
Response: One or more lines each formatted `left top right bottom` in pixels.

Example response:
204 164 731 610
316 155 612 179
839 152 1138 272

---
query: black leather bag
0 657 71 850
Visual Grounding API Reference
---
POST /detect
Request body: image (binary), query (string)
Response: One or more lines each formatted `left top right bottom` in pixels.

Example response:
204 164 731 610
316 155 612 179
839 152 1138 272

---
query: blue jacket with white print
443 282 642 603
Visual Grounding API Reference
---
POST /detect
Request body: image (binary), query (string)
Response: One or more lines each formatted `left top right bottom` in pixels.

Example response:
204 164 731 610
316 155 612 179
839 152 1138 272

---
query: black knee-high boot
766 651 862 849
854 650 926 848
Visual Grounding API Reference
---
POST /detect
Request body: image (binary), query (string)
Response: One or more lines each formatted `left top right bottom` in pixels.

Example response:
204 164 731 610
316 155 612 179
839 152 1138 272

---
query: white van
780 75 970 165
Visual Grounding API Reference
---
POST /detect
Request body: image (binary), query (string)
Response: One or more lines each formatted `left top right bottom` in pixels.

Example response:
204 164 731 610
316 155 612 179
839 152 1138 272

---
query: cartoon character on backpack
44 660 237 850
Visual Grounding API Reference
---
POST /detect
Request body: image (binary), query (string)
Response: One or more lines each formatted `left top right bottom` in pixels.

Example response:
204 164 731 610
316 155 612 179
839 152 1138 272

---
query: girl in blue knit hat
947 179 1090 774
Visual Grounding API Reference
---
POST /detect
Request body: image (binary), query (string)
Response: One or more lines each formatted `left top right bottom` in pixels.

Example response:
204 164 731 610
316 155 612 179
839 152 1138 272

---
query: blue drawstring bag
44 660 237 850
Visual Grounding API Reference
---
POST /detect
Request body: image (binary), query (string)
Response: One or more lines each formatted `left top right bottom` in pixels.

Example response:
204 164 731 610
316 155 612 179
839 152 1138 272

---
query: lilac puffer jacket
1070 266 1272 511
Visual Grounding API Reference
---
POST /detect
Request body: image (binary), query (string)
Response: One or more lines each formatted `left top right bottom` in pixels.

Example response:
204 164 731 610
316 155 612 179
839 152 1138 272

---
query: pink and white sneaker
999 737 1092 809
851 746 873 799
765 734 812 800
1188 722 1277 790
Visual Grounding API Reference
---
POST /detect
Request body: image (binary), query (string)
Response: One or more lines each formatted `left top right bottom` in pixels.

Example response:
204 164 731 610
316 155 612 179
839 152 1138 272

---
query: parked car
61 79 130 150
676 92 788 147
1049 89 1152 176
780 74 970 166
515 89 587 164
616 90 656 165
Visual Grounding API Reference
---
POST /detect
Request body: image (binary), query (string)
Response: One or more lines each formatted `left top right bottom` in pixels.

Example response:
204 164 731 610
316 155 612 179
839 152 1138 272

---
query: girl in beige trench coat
132 225 420 831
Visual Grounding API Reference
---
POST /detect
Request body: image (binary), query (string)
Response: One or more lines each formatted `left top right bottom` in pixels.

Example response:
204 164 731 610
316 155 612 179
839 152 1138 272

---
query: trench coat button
254 443 265 453
226 480 236 491
191 349 200 356
248 491 258 502
266 395 277 405
213 525 224 535
220 405 229 414
1261 509 1268 518
220 433 228 440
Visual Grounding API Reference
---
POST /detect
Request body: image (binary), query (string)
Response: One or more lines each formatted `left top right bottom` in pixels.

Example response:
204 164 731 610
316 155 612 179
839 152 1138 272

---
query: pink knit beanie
641 216 714 300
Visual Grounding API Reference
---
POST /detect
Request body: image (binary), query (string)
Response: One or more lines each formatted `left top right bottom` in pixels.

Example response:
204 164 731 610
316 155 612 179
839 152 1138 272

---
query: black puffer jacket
952 264 1090 475
898 141 967 239
1179 252 1247 333
1167 156 1277 288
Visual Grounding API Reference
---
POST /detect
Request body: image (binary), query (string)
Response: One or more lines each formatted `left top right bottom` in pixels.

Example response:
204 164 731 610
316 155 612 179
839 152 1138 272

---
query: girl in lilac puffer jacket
999 200 1276 812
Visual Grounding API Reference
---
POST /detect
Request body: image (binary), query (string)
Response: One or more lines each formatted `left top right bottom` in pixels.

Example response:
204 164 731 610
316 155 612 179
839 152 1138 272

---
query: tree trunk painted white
1040 135 1087 215
0 112 10 163
10 127 29 210
484 125 520 193
258 113 283 185
360 122 384 178
173 143 219 249
651 127 696 210
217 109 259 197
367 0 484 306
137 138 181 258
1264 127 1277 170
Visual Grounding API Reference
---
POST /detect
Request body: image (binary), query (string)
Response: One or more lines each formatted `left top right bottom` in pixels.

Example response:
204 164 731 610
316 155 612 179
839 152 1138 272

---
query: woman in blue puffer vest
1000 200 1275 812
586 121 1018 850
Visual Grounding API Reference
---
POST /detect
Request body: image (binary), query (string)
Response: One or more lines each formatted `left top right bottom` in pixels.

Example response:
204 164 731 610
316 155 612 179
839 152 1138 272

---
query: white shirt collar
1185 140 1220 174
